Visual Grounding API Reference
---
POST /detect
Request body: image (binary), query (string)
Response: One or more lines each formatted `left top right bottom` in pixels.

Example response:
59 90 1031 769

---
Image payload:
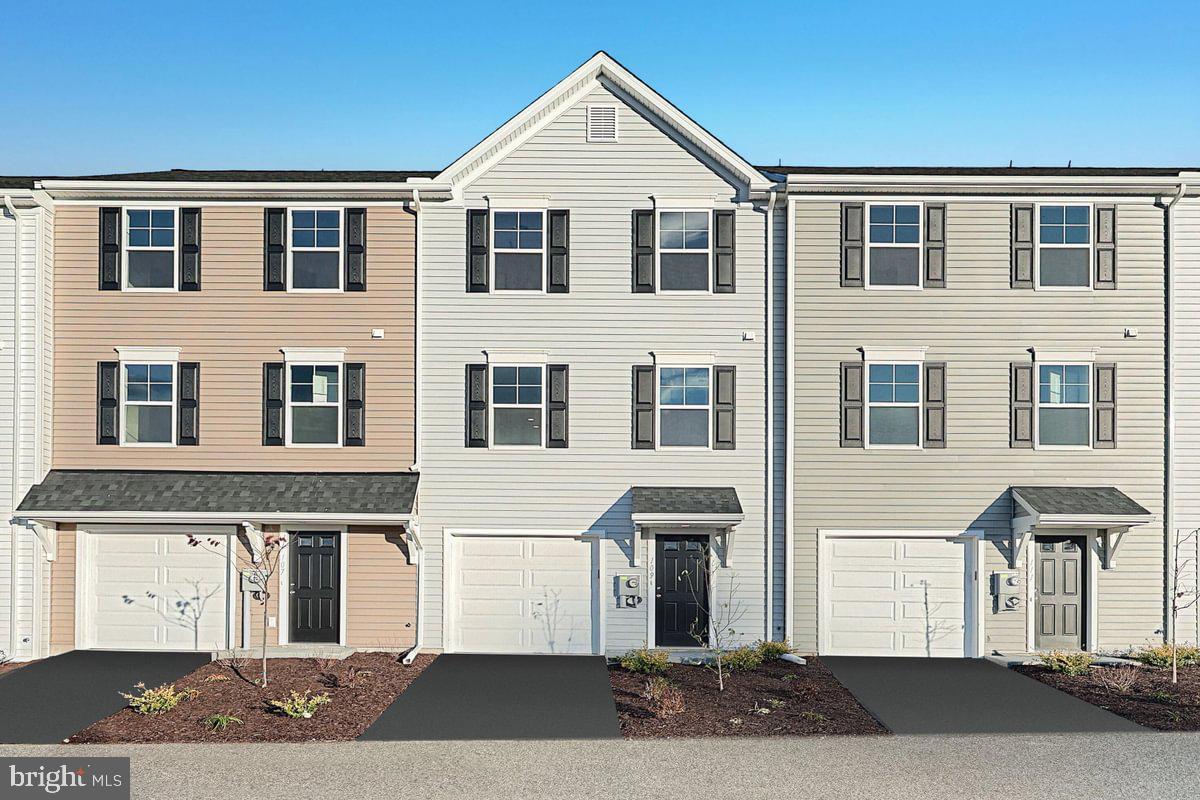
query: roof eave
784 173 1187 194
35 180 454 201
630 513 745 526
14 511 414 525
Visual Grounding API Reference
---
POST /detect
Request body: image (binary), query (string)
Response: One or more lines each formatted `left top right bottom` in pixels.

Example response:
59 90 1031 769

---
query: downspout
784 195 796 645
411 188 422 472
763 189 777 641
5 195 22 658
402 520 425 665
1163 181 1187 645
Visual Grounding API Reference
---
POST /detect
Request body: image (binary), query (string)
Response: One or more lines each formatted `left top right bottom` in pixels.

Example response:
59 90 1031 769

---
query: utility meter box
991 570 1021 613
240 569 266 594
615 574 642 608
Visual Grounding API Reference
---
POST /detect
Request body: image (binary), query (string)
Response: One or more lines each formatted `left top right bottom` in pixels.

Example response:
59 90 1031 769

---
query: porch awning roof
1009 486 1153 569
630 486 744 525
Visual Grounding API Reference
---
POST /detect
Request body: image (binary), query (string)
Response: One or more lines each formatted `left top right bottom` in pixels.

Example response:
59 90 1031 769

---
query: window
866 363 921 446
289 209 342 290
492 211 545 291
491 365 543 446
1037 205 1091 288
124 208 177 289
658 211 710 291
867 204 921 288
1037 364 1090 446
122 362 175 444
288 364 341 445
658 366 710 447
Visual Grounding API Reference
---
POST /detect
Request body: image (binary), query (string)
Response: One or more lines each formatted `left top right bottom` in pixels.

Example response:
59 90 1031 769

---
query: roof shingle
1011 486 1150 517
631 486 743 516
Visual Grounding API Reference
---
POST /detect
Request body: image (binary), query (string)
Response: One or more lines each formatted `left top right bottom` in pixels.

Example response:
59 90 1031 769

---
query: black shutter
1011 204 1034 288
467 210 489 293
923 362 946 448
547 364 569 448
841 203 864 287
924 204 946 288
632 210 655 293
840 361 864 447
177 362 200 446
548 210 569 293
1094 363 1117 448
713 365 736 449
99 207 121 291
263 362 285 445
97 361 119 445
632 365 655 448
180 208 202 292
344 208 366 292
713 210 736 293
465 364 488 447
344 362 366 446
1094 205 1117 290
264 209 286 291
1010 363 1034 448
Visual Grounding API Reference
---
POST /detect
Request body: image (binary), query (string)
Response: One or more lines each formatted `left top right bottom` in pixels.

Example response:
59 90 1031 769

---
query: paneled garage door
450 534 598 654
85 532 231 651
822 534 976 657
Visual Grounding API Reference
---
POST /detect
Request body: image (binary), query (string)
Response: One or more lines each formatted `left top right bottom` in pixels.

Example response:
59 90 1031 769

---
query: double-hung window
866 363 921 446
867 203 921 288
658 366 710 447
124 208 177 290
1037 204 1091 288
122 362 175 445
288 363 342 445
289 209 342 290
658 211 710 292
491 365 544 446
493 211 545 291
1037 364 1090 446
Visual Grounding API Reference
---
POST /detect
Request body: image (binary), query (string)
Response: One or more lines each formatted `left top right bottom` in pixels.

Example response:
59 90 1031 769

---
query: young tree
684 544 749 692
1168 528 1200 684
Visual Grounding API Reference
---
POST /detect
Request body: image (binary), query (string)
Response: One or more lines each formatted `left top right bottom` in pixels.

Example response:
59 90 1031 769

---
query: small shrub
1130 644 1200 669
755 640 794 660
1149 690 1177 704
269 690 331 719
1093 665 1140 695
800 710 827 722
641 676 685 719
766 698 786 709
121 683 197 715
723 645 765 672
319 666 373 689
203 714 243 732
620 647 670 675
1038 651 1095 676
204 674 231 683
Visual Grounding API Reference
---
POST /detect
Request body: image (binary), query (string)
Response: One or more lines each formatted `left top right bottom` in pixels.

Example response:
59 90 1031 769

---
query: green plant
120 683 198 715
723 645 765 672
1131 644 1200 669
204 673 231 683
1149 690 1177 704
269 690 331 719
800 710 827 722
1038 651 1095 676
766 698 786 709
203 714 243 732
620 647 670 675
755 640 794 660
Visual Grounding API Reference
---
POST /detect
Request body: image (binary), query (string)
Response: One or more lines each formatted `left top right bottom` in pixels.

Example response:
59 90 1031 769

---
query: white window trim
285 361 344 448
863 360 923 450
585 104 619 143
121 206 180 292
655 364 713 450
864 201 923 291
488 363 547 449
489 209 547 295
1034 361 1093 450
286 207 344 293
1034 201 1094 291
656 208 712 295
119 357 178 448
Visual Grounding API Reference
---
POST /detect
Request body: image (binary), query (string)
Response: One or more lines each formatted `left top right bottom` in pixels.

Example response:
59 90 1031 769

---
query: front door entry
655 535 710 647
1034 535 1086 651
290 531 341 643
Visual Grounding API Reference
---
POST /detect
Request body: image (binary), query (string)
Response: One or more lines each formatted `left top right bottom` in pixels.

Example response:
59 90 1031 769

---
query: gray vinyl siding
1174 196 1200 645
419 81 771 654
792 198 1167 654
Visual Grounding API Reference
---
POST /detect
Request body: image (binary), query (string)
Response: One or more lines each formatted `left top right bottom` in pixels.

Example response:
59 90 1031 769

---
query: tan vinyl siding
52 205 415 469
49 525 76 654
345 526 416 648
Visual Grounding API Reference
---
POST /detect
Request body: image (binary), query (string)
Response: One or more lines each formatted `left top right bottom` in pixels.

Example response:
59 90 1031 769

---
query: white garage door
86 532 231 651
823 535 973 657
451 535 597 654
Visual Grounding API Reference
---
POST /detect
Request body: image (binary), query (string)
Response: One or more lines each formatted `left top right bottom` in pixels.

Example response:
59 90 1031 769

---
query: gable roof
435 51 771 195
1011 486 1150 518
52 169 438 183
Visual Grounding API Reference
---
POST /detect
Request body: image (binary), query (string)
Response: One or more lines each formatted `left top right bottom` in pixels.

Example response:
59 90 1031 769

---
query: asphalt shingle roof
61 169 440 182
17 470 418 515
760 166 1194 177
631 486 743 516
1011 486 1150 517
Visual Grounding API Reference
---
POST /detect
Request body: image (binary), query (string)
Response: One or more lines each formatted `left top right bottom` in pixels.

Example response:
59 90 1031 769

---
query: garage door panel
830 600 896 620
830 539 896 559
830 570 896 589
460 538 525 558
458 598 526 616
900 571 963 591
830 630 897 651
459 568 525 588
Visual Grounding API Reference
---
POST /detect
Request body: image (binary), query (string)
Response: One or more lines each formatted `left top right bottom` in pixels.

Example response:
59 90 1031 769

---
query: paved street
4 732 1198 799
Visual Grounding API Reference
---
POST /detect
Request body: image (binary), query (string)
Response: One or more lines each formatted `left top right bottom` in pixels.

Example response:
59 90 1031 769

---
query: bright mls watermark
2 759 129 799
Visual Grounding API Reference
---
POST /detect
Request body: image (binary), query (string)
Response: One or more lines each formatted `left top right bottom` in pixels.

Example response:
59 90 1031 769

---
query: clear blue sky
2 0 1196 174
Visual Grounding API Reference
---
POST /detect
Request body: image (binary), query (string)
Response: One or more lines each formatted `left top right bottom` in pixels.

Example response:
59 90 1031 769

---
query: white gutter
401 520 425 665
1163 181 1188 645
411 188 422 472
783 173 1188 189
784 196 796 645
763 189 777 641
4 195 21 658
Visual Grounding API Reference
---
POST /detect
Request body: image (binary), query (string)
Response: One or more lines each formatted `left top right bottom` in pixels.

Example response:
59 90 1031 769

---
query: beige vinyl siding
1174 196 1200 645
344 526 416 647
49 525 76 654
52 205 415 469
792 199 1166 654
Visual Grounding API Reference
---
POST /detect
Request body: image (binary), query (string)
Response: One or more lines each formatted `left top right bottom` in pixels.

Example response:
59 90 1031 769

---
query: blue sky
2 0 1196 174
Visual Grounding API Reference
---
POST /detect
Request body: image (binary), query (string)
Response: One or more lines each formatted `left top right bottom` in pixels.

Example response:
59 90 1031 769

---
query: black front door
655 535 710 647
1035 535 1086 651
290 531 341 643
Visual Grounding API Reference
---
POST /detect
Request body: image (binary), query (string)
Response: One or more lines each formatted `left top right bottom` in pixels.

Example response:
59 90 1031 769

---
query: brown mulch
69 652 436 743
1014 664 1200 731
0 660 35 677
610 657 888 738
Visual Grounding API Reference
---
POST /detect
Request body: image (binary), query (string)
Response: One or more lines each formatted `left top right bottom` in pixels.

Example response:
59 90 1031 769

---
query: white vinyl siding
1173 195 1200 645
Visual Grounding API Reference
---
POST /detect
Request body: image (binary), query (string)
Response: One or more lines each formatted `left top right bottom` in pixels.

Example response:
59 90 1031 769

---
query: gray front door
1035 536 1085 651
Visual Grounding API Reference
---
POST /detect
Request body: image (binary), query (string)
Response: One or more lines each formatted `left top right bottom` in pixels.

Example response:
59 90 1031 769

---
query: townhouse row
2 52 1197 664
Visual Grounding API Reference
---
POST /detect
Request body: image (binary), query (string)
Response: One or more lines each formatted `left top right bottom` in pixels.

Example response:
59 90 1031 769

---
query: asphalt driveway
360 654 621 740
824 656 1145 734
0 650 210 743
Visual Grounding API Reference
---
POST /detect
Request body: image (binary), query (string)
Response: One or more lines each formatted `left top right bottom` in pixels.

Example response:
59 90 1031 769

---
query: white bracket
28 520 56 562
1100 526 1129 570
404 520 423 566
241 521 265 563
1010 518 1034 569
719 527 734 568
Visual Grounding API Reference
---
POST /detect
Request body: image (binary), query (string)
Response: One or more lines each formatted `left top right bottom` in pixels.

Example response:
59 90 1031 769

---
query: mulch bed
610 657 888 738
1014 664 1200 731
0 661 34 677
70 652 436 743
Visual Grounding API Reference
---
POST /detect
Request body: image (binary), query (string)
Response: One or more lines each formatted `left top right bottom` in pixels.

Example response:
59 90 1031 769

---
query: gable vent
586 105 618 143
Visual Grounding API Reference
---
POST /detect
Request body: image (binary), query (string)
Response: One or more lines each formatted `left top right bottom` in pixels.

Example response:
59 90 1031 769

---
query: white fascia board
36 181 452 201
630 513 745 526
784 173 1186 190
19 512 412 525
1034 513 1154 529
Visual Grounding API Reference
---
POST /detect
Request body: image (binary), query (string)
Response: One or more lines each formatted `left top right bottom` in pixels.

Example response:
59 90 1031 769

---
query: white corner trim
651 350 717 365
653 195 723 209
1032 348 1099 363
860 346 929 363
483 349 550 364
485 195 551 209
115 346 182 362
282 347 347 363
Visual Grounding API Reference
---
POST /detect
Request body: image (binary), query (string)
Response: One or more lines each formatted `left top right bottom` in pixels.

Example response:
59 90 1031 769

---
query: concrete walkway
824 656 1145 734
